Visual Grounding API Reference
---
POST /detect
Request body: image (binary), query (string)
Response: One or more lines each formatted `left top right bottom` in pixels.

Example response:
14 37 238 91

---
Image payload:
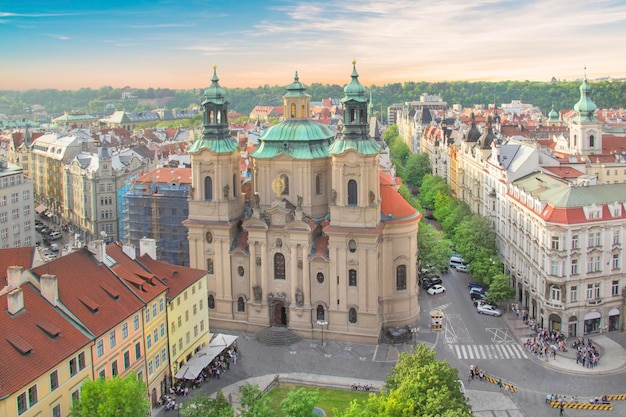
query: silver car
476 304 502 316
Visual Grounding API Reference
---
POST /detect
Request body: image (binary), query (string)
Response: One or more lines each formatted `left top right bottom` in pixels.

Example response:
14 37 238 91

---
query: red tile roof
107 243 168 303
542 166 584 179
0 283 92 397
134 254 206 299
30 248 144 337
380 173 419 221
0 247 35 285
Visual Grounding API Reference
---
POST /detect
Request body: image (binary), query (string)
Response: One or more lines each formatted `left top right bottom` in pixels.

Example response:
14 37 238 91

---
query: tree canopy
334 344 471 417
69 373 150 417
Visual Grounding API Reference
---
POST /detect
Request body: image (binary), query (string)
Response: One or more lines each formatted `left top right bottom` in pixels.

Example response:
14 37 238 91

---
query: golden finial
213 64 217 70
352 58 356 65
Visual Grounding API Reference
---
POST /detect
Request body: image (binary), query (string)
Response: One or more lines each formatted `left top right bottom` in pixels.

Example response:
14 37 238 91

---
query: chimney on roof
139 238 157 260
41 274 59 307
122 244 136 260
7 287 24 315
7 266 25 289
89 240 106 263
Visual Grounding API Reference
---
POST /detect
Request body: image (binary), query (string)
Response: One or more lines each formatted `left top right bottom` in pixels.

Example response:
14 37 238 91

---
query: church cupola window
348 269 357 286
348 308 357 324
589 135 595 147
396 265 407 290
237 297 245 312
347 179 358 205
315 174 323 195
290 103 296 118
204 176 213 201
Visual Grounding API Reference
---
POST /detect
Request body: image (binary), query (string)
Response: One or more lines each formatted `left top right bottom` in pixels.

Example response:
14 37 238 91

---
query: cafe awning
173 333 239 380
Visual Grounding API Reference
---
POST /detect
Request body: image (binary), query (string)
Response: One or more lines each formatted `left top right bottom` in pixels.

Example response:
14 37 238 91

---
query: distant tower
569 69 601 155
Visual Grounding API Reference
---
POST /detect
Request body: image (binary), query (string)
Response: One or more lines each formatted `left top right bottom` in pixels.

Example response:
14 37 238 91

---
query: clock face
271 176 285 196
206 231 213 243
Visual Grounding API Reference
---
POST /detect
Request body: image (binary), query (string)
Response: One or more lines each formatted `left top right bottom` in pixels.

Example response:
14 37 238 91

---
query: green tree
418 222 452 274
334 345 471 417
180 390 233 417
238 383 273 417
453 215 496 264
466 248 503 286
485 273 515 303
280 387 321 417
404 153 431 188
69 373 150 417
419 174 449 209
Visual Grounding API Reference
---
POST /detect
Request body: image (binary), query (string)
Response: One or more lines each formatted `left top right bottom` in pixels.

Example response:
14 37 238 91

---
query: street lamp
317 320 328 346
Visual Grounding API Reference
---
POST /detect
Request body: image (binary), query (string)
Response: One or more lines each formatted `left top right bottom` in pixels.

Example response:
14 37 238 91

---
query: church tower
328 60 381 229
569 72 602 155
186 66 244 322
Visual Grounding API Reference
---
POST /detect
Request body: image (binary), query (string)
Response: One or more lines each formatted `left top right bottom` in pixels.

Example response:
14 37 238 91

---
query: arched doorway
584 311 601 334
568 316 577 337
151 388 157 407
548 313 561 332
271 301 287 327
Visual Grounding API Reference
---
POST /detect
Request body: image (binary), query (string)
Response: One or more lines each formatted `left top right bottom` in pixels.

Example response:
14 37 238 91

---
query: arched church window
216 110 221 124
347 179 357 205
348 269 357 287
274 253 286 280
232 173 237 197
350 108 356 123
348 308 357 324
206 258 214 274
237 297 245 312
301 104 306 118
316 305 325 321
291 103 296 118
396 265 407 290
589 135 595 147
315 174 323 195
208 294 215 309
204 176 213 201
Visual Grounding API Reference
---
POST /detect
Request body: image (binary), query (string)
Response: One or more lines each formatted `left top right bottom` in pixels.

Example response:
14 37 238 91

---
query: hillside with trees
2 79 625 121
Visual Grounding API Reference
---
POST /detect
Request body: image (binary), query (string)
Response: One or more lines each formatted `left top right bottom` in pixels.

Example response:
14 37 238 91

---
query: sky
2 0 626 91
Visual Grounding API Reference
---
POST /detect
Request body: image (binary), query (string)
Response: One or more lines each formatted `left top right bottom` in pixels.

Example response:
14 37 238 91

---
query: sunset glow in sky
2 0 626 90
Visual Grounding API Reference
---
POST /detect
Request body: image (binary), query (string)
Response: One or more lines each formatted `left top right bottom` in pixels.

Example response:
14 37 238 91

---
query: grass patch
265 383 371 416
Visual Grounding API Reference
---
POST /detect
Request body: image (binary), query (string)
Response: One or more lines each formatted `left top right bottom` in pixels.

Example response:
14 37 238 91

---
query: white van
449 255 467 270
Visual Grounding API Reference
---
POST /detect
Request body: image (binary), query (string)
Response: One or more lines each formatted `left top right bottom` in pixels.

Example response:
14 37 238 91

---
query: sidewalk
503 308 626 375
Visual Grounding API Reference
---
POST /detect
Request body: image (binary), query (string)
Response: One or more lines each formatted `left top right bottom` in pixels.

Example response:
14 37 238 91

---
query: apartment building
0 160 36 248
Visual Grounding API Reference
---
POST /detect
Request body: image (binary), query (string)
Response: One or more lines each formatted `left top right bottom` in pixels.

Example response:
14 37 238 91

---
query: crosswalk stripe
452 344 527 360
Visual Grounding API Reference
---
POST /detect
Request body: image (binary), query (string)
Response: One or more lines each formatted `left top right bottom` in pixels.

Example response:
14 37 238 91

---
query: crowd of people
523 328 567 361
161 344 239 411
572 337 600 368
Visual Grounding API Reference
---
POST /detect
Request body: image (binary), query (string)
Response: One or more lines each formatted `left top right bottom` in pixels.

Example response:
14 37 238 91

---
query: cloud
46 34 71 41
130 23 194 29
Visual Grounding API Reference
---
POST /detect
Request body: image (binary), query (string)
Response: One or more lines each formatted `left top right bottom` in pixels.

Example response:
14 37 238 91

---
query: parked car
50 243 59 252
427 284 446 295
473 299 498 308
39 227 50 235
449 255 468 270
456 264 469 273
422 277 443 289
470 292 486 302
476 303 502 316
468 282 485 291
469 286 486 295
48 231 62 240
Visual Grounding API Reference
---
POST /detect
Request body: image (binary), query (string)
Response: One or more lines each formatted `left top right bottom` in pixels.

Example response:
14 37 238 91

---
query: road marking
453 343 528 360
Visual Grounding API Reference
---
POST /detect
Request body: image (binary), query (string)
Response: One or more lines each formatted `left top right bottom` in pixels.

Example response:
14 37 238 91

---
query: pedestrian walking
497 378 503 389
559 402 564 415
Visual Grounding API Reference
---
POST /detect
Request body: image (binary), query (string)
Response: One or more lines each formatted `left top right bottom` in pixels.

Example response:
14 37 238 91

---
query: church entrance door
272 302 287 326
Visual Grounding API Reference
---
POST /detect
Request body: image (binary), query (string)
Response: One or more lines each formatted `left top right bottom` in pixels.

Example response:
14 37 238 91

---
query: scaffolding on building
119 180 190 266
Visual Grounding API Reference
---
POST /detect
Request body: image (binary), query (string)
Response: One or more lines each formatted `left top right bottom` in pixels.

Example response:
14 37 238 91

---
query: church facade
185 63 420 344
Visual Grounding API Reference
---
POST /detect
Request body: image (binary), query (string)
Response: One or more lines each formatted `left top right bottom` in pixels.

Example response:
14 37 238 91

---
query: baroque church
185 62 420 344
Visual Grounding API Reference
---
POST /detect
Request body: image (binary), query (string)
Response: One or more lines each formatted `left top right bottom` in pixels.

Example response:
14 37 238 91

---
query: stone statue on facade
295 288 304 307
253 285 262 303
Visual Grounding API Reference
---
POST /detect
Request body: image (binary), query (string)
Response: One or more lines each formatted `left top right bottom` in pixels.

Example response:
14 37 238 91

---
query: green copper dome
284 71 309 98
203 65 226 105
250 120 334 159
342 60 367 103
573 76 597 122
548 104 559 122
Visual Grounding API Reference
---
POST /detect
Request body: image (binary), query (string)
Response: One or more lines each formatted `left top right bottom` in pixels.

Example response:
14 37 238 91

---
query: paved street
151 267 626 417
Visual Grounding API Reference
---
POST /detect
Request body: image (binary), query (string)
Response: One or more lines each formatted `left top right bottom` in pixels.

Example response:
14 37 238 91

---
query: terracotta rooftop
107 243 168 303
30 248 144 337
133 167 192 185
0 283 92 398
135 253 206 299
0 247 35 285
380 173 419 221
